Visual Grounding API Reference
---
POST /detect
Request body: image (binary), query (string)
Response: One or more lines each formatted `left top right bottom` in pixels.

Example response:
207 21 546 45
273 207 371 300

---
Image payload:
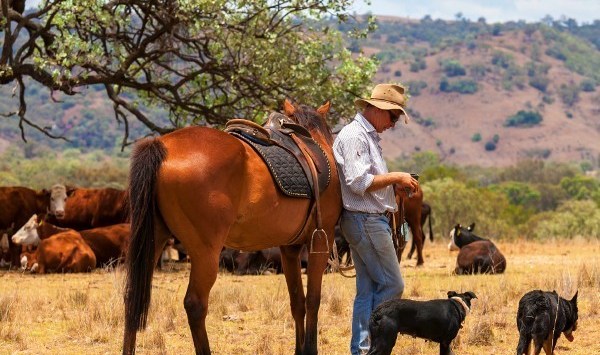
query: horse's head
283 99 333 146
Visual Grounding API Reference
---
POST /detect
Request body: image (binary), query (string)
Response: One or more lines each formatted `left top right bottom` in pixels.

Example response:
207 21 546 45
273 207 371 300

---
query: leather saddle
224 112 331 199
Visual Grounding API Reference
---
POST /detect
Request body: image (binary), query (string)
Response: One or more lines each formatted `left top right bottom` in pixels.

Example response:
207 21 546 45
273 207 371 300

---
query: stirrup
309 229 329 254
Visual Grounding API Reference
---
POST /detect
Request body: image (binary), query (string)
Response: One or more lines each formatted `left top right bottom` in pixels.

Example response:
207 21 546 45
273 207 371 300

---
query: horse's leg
407 239 416 259
280 245 306 355
304 245 330 355
184 245 221 355
408 218 424 266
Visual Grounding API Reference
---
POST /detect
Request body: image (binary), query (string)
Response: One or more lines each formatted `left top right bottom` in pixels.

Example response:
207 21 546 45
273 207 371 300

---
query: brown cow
12 215 130 267
45 187 128 230
79 223 130 267
219 247 309 275
19 231 96 273
0 185 71 267
449 223 507 275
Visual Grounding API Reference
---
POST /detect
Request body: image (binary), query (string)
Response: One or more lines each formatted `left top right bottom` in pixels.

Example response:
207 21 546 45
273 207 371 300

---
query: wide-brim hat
355 83 410 124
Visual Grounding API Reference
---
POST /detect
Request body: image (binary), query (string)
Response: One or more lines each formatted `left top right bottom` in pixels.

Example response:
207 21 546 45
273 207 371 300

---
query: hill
346 16 600 167
0 16 599 169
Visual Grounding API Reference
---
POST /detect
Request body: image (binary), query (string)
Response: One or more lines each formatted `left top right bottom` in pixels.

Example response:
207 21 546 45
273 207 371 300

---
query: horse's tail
123 137 166 354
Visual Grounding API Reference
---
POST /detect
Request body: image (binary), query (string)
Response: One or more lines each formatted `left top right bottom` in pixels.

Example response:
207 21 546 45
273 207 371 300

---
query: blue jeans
340 210 404 355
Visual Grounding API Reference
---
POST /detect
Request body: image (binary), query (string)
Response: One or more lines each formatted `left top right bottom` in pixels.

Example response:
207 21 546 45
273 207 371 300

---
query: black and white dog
367 291 477 355
516 290 578 355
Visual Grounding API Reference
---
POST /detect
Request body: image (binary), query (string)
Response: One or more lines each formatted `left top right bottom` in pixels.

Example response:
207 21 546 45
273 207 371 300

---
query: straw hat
354 83 410 124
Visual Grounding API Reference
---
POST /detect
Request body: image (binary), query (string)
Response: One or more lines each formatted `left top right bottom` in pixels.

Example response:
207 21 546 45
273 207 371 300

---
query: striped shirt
333 113 397 213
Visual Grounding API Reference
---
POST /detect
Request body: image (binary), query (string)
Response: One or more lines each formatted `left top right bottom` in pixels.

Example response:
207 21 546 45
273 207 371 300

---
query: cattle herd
0 184 507 275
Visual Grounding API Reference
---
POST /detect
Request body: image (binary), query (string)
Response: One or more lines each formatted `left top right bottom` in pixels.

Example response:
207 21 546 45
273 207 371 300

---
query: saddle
224 112 331 199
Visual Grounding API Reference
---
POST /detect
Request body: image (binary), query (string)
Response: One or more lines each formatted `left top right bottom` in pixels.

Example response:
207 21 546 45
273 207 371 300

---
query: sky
351 0 600 24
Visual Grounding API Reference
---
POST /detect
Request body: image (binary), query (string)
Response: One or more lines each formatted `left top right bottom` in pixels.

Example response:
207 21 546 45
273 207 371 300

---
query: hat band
369 97 406 108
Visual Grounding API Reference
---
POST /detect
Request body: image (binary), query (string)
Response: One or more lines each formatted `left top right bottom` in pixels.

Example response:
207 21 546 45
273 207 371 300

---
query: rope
551 294 560 353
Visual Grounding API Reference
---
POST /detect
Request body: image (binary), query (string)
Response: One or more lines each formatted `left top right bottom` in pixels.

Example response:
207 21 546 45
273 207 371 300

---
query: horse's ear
316 101 331 116
283 99 295 116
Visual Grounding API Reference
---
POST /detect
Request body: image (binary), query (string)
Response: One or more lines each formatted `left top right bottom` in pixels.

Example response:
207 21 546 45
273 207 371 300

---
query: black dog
516 290 578 355
368 291 477 355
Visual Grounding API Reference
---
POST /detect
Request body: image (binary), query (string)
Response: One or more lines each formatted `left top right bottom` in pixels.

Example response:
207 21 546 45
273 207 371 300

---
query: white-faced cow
448 223 506 275
0 185 72 267
45 187 128 230
12 214 130 267
19 230 96 274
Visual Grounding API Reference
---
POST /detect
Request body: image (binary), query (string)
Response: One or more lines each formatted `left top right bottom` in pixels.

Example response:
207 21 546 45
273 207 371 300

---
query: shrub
504 110 543 127
580 79 596 92
406 80 427 96
558 83 581 107
440 78 478 94
441 59 466 77
484 141 496 151
529 75 550 92
492 134 500 143
491 51 513 69
545 46 566 61
471 133 482 142
394 70 402 77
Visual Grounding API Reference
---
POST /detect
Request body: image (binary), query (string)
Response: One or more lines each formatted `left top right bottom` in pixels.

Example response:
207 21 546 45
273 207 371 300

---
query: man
333 83 419 355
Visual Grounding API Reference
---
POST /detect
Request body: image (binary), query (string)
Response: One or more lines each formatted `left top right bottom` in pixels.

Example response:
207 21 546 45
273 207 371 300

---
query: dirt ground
1 238 599 354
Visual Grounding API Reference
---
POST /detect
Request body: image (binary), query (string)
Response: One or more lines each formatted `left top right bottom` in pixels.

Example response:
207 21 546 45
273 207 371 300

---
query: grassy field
1 238 599 354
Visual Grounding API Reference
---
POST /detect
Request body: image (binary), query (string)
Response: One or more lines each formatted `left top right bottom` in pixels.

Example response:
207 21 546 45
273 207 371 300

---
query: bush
529 75 550 92
491 51 513 69
580 79 596 92
504 110 543 127
440 78 478 94
441 59 466 77
394 70 402 77
545 46 567 61
558 83 581 107
484 141 497 151
406 80 427 96
471 133 482 142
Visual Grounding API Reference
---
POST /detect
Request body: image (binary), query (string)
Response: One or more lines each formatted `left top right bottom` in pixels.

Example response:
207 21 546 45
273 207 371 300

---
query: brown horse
122 100 342 355
393 186 425 266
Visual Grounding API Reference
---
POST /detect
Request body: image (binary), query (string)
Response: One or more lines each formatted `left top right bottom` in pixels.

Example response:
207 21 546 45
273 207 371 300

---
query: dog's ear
447 291 458 298
465 291 477 300
571 290 578 303
468 223 475 231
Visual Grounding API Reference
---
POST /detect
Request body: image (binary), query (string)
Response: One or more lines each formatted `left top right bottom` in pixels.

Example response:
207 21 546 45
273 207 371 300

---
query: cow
219 247 309 275
19 230 96 273
406 202 434 260
448 223 506 275
11 214 129 267
0 185 72 267
45 187 128 230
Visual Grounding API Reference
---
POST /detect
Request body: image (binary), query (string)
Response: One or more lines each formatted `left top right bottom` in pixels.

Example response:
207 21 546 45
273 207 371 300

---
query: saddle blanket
231 131 312 198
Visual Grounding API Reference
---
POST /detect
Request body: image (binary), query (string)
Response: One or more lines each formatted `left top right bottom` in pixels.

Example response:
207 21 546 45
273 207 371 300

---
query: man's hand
366 171 420 193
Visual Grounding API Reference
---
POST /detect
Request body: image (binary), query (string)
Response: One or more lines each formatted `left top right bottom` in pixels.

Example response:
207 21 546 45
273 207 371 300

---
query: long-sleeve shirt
333 113 397 213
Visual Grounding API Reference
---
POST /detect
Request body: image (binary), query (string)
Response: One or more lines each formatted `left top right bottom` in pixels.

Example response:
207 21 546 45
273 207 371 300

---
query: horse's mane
289 104 333 145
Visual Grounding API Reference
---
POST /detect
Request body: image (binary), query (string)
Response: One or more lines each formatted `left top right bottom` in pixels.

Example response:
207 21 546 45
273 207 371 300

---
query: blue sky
351 0 600 23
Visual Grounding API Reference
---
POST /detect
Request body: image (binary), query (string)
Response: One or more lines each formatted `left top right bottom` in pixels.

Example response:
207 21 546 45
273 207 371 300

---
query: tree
0 0 377 145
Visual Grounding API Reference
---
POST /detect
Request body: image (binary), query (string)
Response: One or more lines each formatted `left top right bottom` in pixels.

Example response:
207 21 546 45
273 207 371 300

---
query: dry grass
0 239 599 354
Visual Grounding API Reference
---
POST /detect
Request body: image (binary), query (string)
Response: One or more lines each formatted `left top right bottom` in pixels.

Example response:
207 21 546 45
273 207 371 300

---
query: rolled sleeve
337 137 374 196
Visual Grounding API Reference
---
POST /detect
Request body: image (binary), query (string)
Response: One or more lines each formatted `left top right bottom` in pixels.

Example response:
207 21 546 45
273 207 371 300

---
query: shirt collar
354 112 376 134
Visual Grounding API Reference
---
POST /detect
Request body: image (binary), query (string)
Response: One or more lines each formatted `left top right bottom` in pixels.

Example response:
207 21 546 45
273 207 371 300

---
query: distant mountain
1 16 599 169
345 16 600 167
